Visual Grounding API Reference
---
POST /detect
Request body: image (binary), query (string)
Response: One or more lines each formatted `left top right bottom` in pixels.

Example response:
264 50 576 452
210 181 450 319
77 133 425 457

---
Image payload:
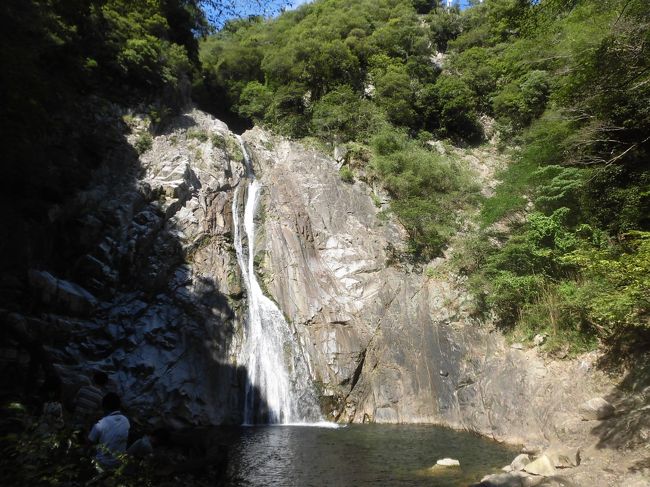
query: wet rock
579 397 615 420
523 455 557 476
436 458 460 467
475 471 540 487
510 453 531 471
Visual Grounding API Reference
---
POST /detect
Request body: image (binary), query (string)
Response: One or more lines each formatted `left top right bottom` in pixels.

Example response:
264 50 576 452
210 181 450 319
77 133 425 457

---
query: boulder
333 145 348 165
521 444 543 455
579 397 615 420
543 446 580 468
475 471 543 487
436 458 461 467
523 455 557 476
28 270 98 315
510 453 531 471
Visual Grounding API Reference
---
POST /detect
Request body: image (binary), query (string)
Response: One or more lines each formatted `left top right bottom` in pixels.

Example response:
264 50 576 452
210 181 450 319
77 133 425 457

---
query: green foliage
582 165 650 234
311 86 386 142
211 133 226 149
371 128 480 258
493 70 550 129
187 128 209 142
449 46 500 113
479 154 536 227
238 81 274 122
513 283 599 355
533 165 584 216
434 74 481 140
427 7 463 52
339 166 354 183
443 0 650 355
563 232 650 335
135 132 154 154
519 112 574 167
373 63 417 127
198 0 442 136
472 208 589 329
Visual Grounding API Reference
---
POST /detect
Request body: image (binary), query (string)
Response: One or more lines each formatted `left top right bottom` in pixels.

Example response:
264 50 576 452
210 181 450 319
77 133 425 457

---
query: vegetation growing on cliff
200 0 649 353
448 0 650 354
2 0 647 370
197 0 482 258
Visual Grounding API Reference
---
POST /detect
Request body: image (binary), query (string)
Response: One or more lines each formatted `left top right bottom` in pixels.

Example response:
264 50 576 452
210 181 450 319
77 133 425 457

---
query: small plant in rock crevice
135 132 153 154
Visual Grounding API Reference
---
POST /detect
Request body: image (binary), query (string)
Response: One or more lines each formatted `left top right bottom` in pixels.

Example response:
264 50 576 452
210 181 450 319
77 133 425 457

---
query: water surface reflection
226 424 518 486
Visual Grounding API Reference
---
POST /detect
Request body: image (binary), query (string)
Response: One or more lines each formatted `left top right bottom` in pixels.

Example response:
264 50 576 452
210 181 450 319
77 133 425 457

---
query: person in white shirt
88 392 130 471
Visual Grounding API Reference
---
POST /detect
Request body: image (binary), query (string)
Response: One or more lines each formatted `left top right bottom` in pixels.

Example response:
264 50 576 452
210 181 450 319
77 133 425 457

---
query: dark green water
226 424 518 486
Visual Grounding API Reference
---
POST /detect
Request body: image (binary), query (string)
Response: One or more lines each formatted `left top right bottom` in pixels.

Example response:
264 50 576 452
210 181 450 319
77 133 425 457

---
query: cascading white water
232 136 322 425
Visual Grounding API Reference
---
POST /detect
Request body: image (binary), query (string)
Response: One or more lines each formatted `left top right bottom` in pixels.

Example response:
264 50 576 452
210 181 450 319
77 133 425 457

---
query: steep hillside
1 0 649 485
199 0 650 359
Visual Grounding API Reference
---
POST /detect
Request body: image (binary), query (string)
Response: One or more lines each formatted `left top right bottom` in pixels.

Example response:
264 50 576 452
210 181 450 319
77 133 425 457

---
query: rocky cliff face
4 108 626 444
240 127 619 446
5 109 250 426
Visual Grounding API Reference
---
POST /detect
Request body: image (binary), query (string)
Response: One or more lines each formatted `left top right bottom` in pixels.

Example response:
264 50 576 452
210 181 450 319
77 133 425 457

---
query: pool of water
225 424 518 486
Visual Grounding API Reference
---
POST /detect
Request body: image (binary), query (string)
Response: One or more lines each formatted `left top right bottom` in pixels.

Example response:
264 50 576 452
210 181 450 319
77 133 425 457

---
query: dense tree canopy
199 0 650 352
1 0 647 353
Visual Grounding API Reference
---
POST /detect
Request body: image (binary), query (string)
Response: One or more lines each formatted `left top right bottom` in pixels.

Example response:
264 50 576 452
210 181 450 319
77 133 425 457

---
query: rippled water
225 424 518 486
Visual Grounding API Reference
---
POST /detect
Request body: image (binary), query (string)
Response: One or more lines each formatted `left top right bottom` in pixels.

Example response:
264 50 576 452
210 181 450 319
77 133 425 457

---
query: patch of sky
206 0 473 29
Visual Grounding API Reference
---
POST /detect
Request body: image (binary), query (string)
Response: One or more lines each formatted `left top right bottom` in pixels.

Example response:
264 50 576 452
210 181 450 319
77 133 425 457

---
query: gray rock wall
7 108 613 443
12 110 250 426
241 127 611 445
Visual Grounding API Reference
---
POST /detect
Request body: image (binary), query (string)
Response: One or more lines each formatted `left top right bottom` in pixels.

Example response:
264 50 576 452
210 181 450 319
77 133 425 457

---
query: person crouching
88 392 130 473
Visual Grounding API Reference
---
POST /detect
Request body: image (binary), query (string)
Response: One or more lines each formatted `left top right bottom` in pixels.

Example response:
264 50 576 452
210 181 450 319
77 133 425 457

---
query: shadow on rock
589 353 650 452
0 108 257 427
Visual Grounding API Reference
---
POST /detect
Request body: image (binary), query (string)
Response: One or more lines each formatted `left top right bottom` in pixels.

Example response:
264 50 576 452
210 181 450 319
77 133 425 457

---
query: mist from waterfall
232 135 323 425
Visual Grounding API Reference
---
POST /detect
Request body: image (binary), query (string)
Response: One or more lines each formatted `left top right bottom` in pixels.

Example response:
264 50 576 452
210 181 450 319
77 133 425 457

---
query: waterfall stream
232 136 322 425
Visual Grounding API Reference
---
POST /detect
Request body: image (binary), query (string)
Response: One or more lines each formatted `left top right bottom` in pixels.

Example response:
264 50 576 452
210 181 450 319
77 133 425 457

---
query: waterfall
232 135 322 425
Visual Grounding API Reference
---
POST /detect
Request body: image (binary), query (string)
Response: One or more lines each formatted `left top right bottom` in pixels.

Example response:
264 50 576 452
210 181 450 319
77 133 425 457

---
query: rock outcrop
240 127 622 447
4 107 647 479
4 109 248 426
579 397 615 420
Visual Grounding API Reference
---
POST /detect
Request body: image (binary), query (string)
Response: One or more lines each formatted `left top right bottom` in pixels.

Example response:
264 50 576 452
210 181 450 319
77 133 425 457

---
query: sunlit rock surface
240 126 615 444
11 108 626 442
